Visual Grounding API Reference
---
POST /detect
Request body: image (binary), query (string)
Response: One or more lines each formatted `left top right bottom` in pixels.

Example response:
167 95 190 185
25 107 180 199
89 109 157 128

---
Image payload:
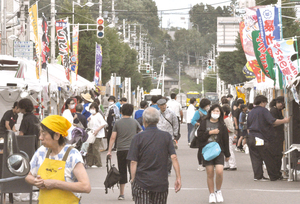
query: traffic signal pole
51 0 56 63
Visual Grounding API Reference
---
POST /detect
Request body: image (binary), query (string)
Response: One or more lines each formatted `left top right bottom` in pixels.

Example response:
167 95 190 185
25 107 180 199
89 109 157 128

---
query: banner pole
295 38 300 73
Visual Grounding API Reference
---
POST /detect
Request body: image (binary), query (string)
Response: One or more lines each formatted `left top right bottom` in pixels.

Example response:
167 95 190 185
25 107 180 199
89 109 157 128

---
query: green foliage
203 71 217 92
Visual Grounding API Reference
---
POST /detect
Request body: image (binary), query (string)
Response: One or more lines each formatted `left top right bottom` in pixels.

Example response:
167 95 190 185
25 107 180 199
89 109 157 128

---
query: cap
157 99 167 105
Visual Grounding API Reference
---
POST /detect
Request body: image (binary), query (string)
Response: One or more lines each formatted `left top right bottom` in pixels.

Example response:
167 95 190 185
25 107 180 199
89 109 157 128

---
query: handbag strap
106 156 112 173
161 113 173 127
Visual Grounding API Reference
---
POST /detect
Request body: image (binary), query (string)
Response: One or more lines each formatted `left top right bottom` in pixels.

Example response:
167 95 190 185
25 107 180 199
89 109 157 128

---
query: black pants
269 136 284 177
247 136 281 181
197 147 204 165
176 117 181 141
117 150 131 184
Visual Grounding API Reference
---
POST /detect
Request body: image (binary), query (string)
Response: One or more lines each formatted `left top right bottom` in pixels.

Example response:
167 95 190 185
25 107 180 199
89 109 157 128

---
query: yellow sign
29 3 41 79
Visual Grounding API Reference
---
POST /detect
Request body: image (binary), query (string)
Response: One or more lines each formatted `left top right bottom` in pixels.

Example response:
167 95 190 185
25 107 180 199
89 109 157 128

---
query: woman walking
86 102 107 167
197 104 230 203
62 98 76 140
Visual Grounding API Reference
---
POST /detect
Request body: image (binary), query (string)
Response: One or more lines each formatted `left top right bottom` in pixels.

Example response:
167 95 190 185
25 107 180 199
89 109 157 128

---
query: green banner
252 30 275 80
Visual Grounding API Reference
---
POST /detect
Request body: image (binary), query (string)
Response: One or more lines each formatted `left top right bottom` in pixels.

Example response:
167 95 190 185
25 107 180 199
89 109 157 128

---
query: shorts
241 129 248 137
203 152 225 167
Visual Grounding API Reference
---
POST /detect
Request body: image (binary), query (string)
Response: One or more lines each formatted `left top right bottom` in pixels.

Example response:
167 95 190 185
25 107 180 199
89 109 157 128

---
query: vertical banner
256 6 280 56
41 13 50 70
270 39 298 84
56 20 70 81
248 60 265 83
72 25 79 80
94 43 102 86
28 2 41 79
252 30 275 79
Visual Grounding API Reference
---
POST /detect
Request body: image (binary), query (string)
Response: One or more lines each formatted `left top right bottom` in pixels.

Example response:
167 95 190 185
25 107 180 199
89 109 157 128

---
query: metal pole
129 77 131 104
162 54 165 96
179 61 181 94
134 25 136 49
2 0 7 54
72 1 75 26
145 42 147 63
19 0 25 41
112 0 115 27
99 0 102 17
123 19 126 41
51 0 56 63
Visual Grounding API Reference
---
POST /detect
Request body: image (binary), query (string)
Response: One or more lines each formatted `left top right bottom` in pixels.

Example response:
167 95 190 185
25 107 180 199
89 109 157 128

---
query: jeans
187 123 194 143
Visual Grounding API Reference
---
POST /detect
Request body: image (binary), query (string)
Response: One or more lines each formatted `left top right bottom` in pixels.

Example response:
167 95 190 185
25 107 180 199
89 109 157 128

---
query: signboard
13 41 34 60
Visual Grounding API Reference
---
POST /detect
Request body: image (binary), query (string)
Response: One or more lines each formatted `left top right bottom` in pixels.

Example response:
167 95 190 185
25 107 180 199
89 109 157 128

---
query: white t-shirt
186 104 196 124
167 99 182 118
88 112 107 138
30 145 83 198
62 109 74 140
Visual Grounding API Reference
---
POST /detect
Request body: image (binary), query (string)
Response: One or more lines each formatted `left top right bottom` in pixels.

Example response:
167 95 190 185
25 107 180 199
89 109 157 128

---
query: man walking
167 93 183 142
107 104 142 200
127 107 181 204
105 96 120 151
247 95 290 181
157 98 179 174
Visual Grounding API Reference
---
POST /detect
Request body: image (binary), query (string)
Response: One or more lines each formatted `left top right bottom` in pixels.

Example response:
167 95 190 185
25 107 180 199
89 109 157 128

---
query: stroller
70 127 89 166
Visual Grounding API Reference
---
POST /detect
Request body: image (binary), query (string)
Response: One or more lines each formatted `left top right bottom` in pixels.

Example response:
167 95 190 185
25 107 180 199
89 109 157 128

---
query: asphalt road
12 117 300 204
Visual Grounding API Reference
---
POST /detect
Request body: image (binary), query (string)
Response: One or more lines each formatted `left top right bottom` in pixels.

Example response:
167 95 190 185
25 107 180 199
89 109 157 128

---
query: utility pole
145 42 147 63
148 45 151 63
2 0 7 54
19 0 25 41
51 0 56 63
99 0 102 17
133 25 136 49
178 61 181 94
127 24 130 45
112 0 115 27
162 54 165 96
123 19 126 41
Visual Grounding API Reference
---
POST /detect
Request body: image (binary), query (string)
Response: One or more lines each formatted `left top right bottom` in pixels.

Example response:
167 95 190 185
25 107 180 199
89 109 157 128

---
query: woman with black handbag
197 104 230 203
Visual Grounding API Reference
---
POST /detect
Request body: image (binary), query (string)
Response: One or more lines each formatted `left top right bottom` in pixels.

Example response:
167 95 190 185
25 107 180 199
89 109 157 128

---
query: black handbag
104 157 122 194
189 111 205 149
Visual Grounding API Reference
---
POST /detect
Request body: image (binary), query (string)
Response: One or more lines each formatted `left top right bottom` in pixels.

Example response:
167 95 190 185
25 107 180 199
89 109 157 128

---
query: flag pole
94 42 97 86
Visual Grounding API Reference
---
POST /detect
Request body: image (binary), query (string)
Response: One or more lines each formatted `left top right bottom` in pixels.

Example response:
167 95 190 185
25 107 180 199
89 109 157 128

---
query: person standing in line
62 98 76 141
157 98 179 175
186 97 197 145
150 95 160 110
81 93 94 120
107 104 142 200
134 101 148 130
86 102 107 168
233 98 245 151
105 96 120 151
18 98 40 150
102 94 109 112
94 98 105 117
167 93 183 144
0 101 19 136
127 107 181 204
197 104 230 203
237 104 248 153
269 96 285 178
247 95 290 181
73 104 87 129
191 98 211 171
222 104 237 171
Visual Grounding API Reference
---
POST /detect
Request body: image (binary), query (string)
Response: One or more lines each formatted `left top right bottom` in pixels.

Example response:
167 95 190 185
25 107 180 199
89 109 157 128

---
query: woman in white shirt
186 98 197 145
86 102 107 167
62 98 75 141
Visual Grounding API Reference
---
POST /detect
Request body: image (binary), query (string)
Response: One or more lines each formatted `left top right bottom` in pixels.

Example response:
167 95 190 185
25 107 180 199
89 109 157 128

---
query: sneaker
32 192 39 201
254 176 270 181
223 167 229 170
209 193 216 203
215 190 224 202
234 147 240 152
239 148 245 153
173 140 178 149
228 168 237 171
197 165 206 171
188 143 191 146
13 193 21 202
118 195 125 200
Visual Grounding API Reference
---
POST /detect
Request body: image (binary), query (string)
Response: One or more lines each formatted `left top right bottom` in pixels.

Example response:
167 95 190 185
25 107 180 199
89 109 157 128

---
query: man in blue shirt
150 95 160 110
81 92 93 120
134 101 148 130
247 95 290 181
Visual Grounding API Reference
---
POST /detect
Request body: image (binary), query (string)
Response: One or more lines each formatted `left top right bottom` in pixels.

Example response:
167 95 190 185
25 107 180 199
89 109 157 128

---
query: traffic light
208 60 211 66
97 17 104 38
154 72 157 79
146 64 150 73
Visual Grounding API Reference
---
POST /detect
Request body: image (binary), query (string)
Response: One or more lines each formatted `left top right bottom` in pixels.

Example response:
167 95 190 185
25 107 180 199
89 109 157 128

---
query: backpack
104 157 121 194
190 110 205 148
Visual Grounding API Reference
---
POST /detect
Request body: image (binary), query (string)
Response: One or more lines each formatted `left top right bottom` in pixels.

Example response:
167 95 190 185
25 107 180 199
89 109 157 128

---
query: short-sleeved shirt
247 106 276 142
0 110 18 132
19 112 40 149
30 145 83 198
270 107 284 140
234 108 242 129
206 120 219 142
167 99 182 118
127 125 176 192
134 110 144 120
73 113 87 129
112 118 142 151
239 111 248 130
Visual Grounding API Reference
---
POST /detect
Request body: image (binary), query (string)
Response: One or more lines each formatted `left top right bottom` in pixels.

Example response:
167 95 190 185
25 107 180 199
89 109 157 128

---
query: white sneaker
234 147 240 152
197 165 206 171
21 194 30 202
13 193 21 202
209 193 216 203
215 190 224 202
244 144 249 154
32 192 39 201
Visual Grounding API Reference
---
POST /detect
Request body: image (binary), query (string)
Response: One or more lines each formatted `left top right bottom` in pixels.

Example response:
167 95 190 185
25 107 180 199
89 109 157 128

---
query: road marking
92 186 300 193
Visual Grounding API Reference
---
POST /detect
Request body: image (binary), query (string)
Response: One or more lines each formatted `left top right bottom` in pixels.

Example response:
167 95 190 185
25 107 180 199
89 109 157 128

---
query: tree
203 71 217 92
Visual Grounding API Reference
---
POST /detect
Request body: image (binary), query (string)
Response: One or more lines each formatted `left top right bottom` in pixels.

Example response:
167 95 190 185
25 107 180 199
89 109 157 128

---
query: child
237 104 248 152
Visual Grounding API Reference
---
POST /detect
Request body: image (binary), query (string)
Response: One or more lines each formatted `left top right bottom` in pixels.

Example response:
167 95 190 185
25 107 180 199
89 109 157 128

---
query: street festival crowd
0 92 291 203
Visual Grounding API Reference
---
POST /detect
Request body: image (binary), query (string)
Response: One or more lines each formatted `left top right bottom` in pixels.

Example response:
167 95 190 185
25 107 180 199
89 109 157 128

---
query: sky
153 0 232 29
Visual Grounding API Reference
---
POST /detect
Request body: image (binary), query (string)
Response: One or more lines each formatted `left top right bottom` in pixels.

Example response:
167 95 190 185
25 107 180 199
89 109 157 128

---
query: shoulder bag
202 142 221 161
190 110 205 148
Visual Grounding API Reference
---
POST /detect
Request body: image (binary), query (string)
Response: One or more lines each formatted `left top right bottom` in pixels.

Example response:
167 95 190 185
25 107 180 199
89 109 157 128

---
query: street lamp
72 0 95 25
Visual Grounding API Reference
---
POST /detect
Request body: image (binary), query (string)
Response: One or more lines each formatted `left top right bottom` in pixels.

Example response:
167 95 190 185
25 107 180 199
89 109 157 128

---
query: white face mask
90 109 96 115
211 113 220 120
109 101 114 106
70 104 75 109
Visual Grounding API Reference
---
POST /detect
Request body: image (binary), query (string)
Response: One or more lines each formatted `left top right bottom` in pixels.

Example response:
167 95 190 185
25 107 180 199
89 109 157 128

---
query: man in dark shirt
247 95 289 181
18 98 40 150
73 104 87 129
0 101 19 136
233 99 244 150
127 107 181 204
